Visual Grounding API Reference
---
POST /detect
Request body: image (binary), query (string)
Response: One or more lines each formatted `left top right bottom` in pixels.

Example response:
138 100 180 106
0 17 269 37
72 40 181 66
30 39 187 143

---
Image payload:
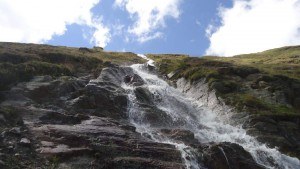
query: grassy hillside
206 46 300 80
0 42 146 91
147 46 300 116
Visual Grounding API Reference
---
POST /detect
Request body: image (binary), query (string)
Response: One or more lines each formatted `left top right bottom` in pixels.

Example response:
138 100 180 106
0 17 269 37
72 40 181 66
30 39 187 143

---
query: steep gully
124 54 300 169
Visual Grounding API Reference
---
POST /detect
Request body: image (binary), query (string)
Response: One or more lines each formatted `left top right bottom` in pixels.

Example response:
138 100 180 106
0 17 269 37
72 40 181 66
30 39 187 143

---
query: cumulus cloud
90 17 111 47
0 0 111 47
114 0 182 42
206 0 300 56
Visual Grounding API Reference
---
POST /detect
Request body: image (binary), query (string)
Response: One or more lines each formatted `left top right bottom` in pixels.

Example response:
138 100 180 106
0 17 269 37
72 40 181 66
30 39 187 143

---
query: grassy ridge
205 46 300 80
0 42 146 91
147 46 300 116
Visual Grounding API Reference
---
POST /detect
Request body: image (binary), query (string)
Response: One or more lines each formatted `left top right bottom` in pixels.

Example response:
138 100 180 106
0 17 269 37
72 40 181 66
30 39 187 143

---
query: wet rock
20 138 31 146
69 82 128 119
124 74 144 86
97 66 134 86
105 157 184 169
252 122 278 133
39 111 89 125
200 142 264 169
142 108 179 127
147 64 156 72
160 129 197 145
56 77 87 96
124 75 132 83
243 114 300 157
134 87 153 105
41 141 55 147
31 116 183 167
256 135 293 149
9 127 21 135
38 144 91 157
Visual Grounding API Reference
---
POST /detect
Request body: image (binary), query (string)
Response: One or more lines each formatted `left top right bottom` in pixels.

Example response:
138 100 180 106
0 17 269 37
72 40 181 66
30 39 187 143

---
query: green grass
205 45 300 80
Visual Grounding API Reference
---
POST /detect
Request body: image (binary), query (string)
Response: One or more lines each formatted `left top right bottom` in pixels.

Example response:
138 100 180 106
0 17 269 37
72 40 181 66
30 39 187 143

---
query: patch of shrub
241 94 268 109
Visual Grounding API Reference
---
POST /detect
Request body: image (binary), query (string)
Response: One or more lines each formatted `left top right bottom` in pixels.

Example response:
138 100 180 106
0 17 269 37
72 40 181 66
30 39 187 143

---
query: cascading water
122 54 300 169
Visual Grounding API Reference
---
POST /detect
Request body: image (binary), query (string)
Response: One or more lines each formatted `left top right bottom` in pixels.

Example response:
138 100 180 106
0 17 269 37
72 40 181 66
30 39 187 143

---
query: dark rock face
132 86 185 128
199 142 264 169
0 65 184 169
243 115 300 157
0 63 284 169
134 87 154 105
39 111 89 125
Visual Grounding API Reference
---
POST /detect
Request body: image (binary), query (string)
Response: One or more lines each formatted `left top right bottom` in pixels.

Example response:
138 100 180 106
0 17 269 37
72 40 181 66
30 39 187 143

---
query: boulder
124 74 144 86
134 87 154 105
142 108 176 127
200 142 264 169
96 66 134 86
147 64 156 72
69 82 128 119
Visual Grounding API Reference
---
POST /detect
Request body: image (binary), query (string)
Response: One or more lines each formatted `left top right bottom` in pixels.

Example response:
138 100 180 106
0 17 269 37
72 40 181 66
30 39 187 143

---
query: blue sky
1 0 300 56
48 0 232 56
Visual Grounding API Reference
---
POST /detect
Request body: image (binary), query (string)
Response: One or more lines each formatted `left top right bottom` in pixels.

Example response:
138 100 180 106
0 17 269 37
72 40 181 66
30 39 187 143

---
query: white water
122 54 300 169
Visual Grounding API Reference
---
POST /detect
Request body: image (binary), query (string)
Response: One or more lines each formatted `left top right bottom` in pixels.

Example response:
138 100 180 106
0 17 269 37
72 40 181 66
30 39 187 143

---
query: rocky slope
0 42 299 169
148 47 300 159
0 43 187 168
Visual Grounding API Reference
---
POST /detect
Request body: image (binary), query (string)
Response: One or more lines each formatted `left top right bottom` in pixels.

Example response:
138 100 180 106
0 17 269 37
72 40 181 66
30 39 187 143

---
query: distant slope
206 46 300 80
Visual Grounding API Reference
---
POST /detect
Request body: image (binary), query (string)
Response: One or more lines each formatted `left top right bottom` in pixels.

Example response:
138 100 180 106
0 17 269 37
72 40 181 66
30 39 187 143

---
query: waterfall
121 54 300 169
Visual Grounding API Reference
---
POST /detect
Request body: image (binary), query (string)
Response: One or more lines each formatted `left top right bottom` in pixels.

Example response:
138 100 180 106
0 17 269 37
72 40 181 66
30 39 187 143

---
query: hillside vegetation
148 46 300 116
207 46 300 80
0 42 145 91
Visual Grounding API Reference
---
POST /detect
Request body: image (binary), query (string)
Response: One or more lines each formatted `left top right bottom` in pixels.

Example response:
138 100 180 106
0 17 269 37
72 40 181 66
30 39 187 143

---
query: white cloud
206 0 300 56
90 17 111 47
114 0 182 42
0 0 111 47
138 32 164 43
